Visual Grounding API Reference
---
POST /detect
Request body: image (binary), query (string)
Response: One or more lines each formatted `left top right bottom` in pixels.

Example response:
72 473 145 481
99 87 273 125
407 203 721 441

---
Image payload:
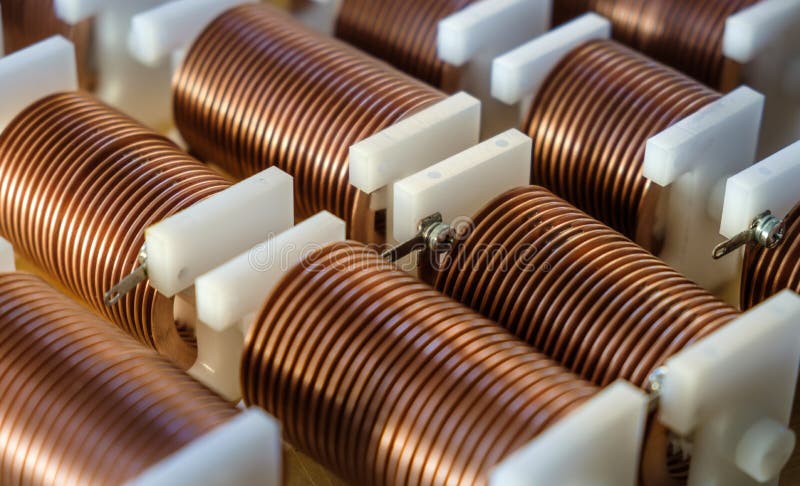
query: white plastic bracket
0 238 15 273
490 380 647 486
145 167 294 297
658 290 800 485
127 408 281 486
393 129 531 242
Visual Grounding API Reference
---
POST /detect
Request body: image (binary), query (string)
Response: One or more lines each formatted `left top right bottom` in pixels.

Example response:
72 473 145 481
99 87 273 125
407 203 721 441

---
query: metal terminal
104 246 148 306
646 366 669 412
381 213 455 262
713 211 786 259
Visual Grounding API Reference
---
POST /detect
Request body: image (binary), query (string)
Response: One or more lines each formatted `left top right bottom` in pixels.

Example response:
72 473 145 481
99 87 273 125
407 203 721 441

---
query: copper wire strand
741 202 800 309
551 0 759 90
334 0 474 91
0 92 232 369
0 0 96 90
241 241 597 486
173 4 444 241
0 273 237 486
524 39 720 250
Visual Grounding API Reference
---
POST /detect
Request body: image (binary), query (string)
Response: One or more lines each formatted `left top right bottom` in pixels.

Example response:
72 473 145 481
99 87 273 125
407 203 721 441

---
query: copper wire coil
0 91 232 369
0 272 237 486
173 4 444 242
741 202 800 309
0 0 96 90
334 0 474 91
524 39 720 250
242 240 597 486
551 0 759 90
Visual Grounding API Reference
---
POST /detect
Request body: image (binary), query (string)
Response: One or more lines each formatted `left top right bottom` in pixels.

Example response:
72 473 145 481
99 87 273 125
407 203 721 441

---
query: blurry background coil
241 241 597 486
552 0 759 91
0 0 96 90
334 0 475 91
173 4 444 242
0 91 232 369
524 39 720 251
741 201 800 309
0 272 237 486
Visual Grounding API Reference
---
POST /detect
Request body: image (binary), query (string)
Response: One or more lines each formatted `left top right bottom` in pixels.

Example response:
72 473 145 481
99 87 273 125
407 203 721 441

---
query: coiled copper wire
741 202 800 309
334 0 475 91
524 39 720 251
242 241 597 486
0 0 95 90
551 0 759 90
173 4 444 242
0 272 238 486
0 91 232 369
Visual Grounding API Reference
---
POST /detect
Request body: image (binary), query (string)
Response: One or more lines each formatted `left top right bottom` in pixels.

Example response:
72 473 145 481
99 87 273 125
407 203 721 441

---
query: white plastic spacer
53 0 102 23
723 0 800 64
0 238 15 273
490 380 647 486
145 167 294 298
659 290 800 485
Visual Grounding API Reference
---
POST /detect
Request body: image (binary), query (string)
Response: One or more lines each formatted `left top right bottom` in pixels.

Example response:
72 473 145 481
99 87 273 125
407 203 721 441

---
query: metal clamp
104 245 148 306
381 213 455 262
713 211 785 259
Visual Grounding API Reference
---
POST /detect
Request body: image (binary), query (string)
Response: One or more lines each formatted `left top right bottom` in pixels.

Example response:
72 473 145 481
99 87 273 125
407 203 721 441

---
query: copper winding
741 201 800 309
0 0 96 90
0 272 238 486
0 91 232 369
242 240 597 486
524 39 720 251
334 0 475 91
552 0 759 90
173 4 444 242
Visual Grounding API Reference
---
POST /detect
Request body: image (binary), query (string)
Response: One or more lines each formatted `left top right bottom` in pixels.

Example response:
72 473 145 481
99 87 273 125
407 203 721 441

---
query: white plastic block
490 381 647 486
720 140 800 238
0 36 78 133
349 93 480 194
146 167 294 297
437 0 551 67
127 409 281 486
659 290 800 485
54 0 102 23
724 0 800 64
129 0 254 67
393 129 531 242
195 211 345 333
189 321 246 401
491 13 611 105
0 238 14 273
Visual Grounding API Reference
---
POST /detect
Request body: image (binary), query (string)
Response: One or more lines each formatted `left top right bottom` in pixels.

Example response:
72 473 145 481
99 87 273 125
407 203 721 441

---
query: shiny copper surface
0 272 237 486
0 0 95 90
524 39 720 250
0 92 231 369
242 240 597 486
741 202 800 309
551 0 759 90
173 4 444 241
335 0 474 91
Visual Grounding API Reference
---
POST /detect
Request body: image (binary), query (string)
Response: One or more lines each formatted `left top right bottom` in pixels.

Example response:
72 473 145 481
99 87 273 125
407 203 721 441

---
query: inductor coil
524 39 720 251
0 272 237 486
173 4 445 242
241 240 597 486
0 92 232 369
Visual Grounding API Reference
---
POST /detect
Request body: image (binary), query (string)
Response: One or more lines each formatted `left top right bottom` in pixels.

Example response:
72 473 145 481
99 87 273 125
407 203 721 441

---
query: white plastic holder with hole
191 212 346 400
658 290 800 485
490 380 648 486
127 408 281 486
492 14 765 290
0 238 15 273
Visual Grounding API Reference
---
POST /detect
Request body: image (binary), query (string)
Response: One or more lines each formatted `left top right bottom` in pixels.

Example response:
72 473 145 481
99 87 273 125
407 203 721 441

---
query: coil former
242 241 596 486
524 39 720 251
0 272 237 486
0 92 231 369
552 0 759 90
0 0 95 90
173 4 444 242
335 0 475 91
741 202 800 309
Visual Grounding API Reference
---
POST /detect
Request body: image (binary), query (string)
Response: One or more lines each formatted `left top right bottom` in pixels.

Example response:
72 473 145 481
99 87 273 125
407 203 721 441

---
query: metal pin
381 213 454 262
712 211 785 260
104 246 148 306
